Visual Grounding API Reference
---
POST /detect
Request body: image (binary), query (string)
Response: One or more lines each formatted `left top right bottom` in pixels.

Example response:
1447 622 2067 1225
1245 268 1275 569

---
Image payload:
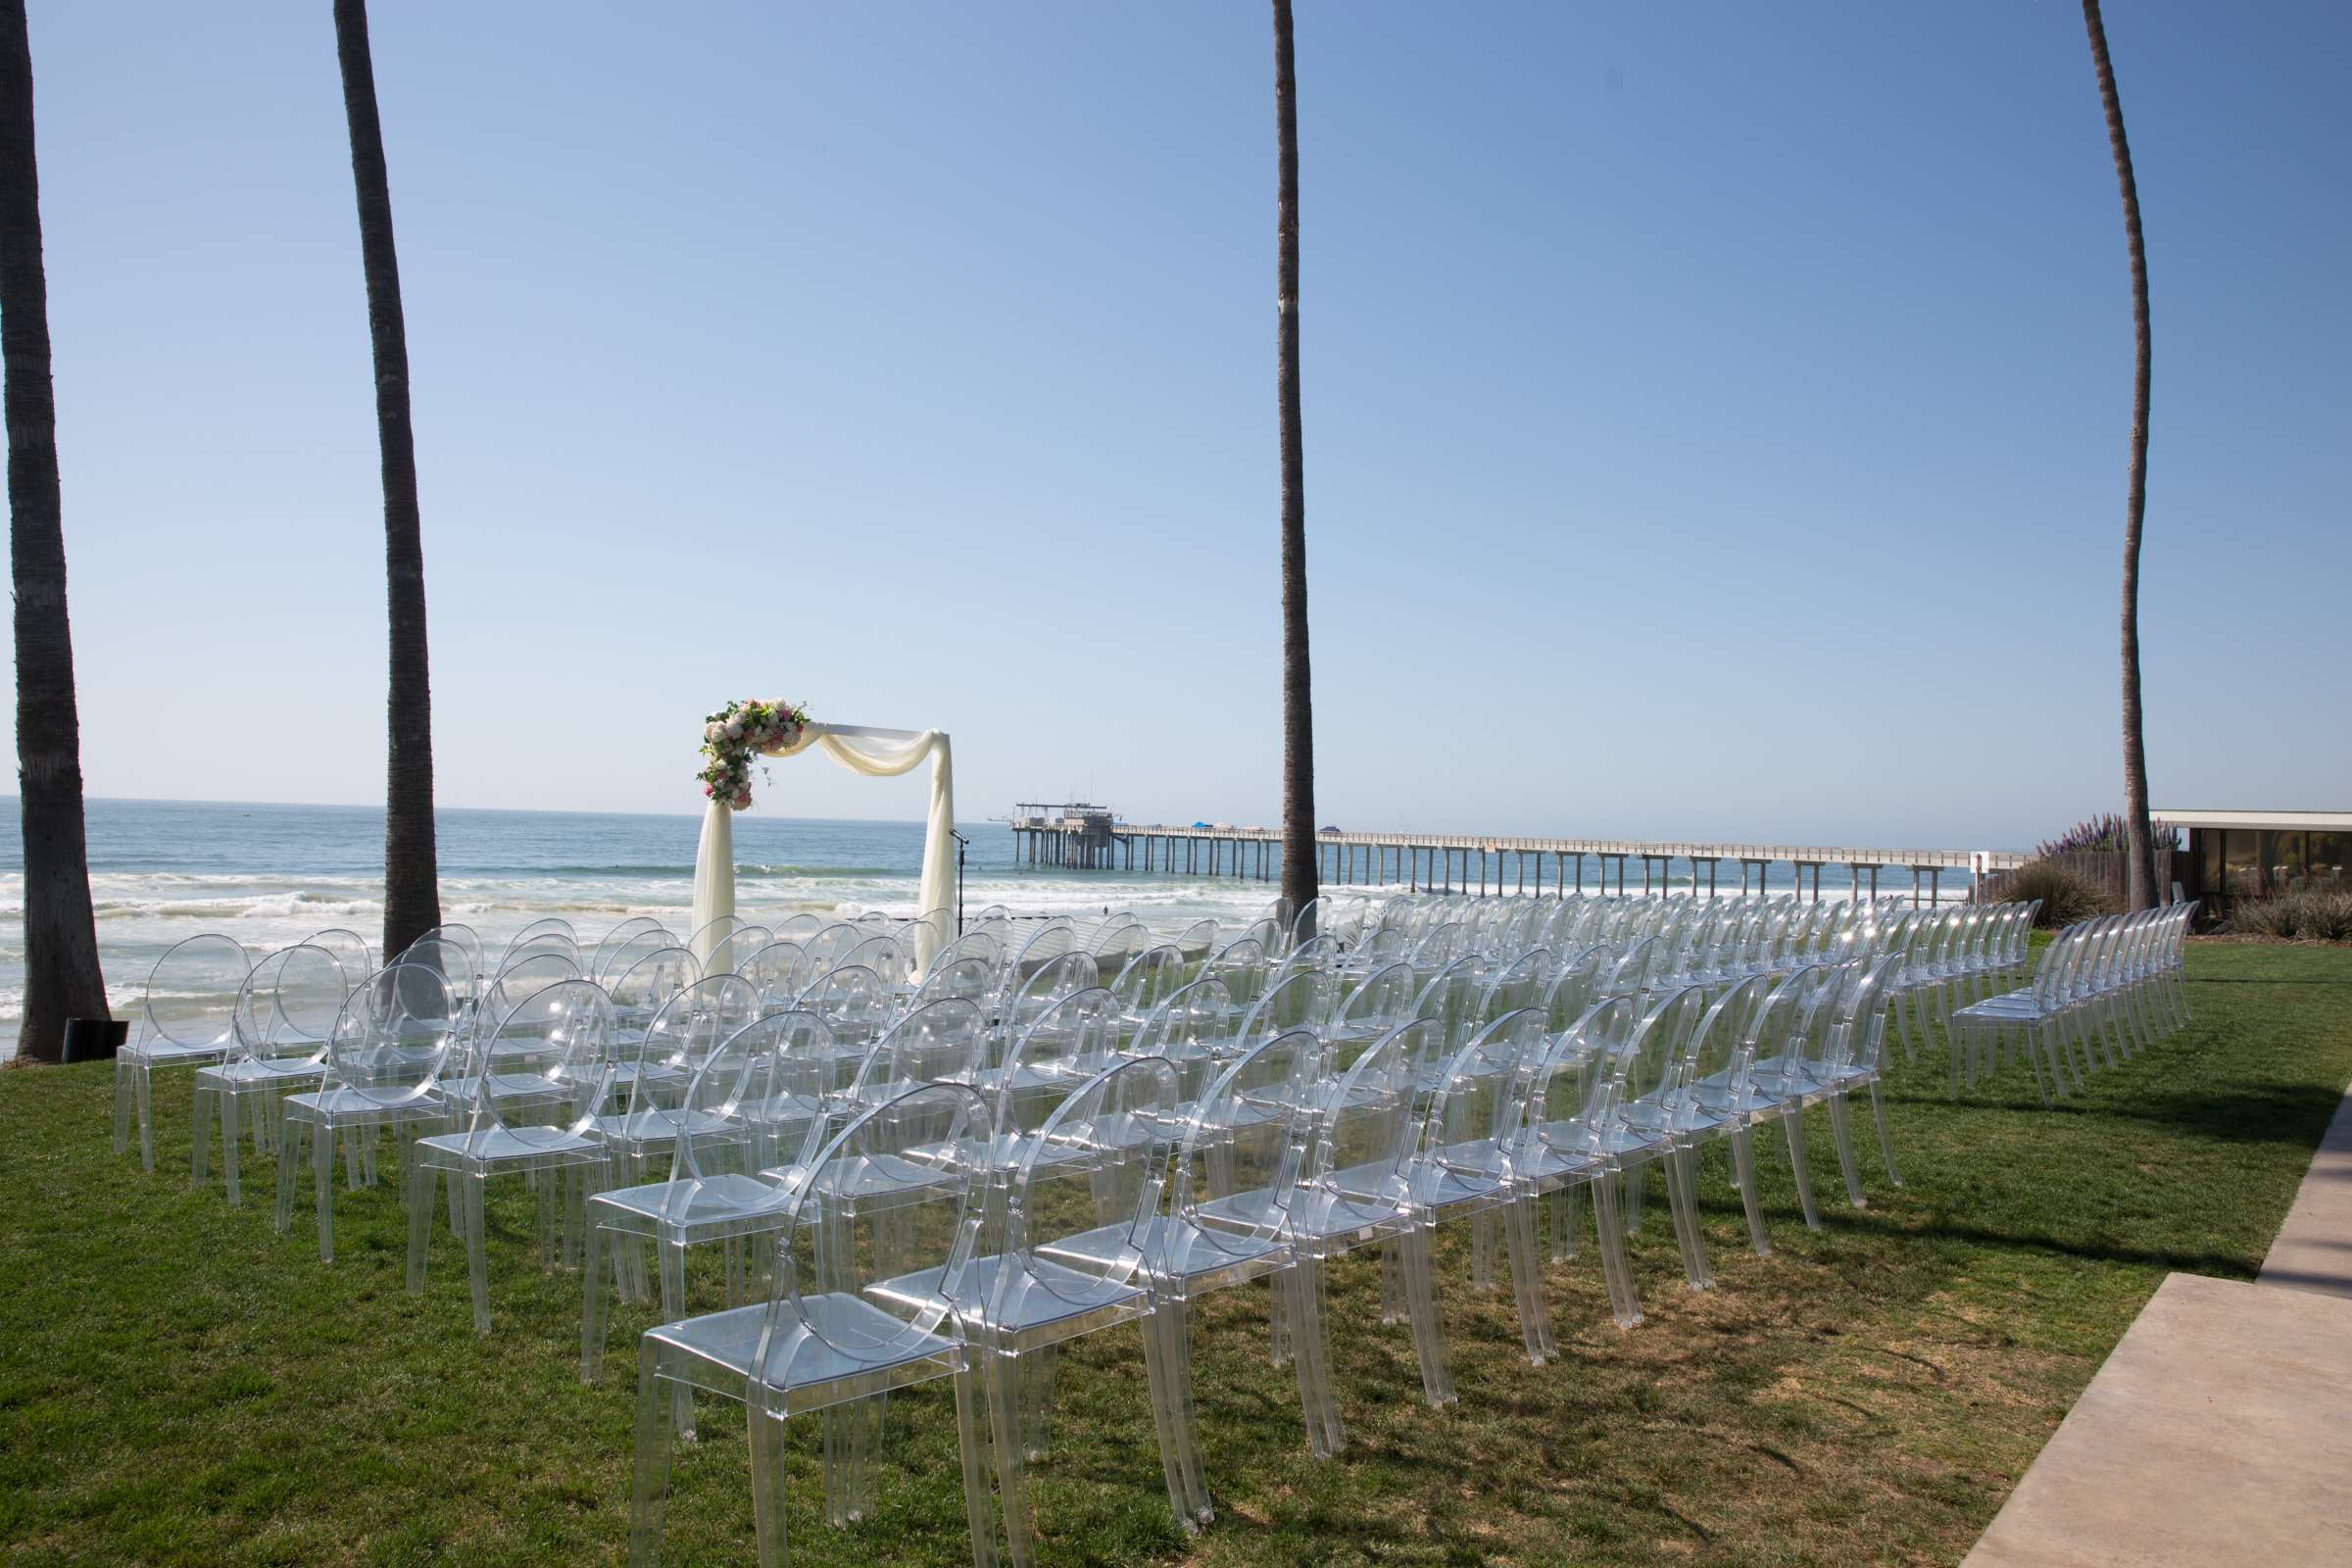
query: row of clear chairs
118 892 1991 1233
1950 903 2195 1102
611 932 1916 1568
104 890 2031 1568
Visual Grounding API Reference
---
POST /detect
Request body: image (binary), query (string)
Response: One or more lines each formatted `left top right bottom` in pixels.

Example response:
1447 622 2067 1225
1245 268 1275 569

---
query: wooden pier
1006 815 2028 903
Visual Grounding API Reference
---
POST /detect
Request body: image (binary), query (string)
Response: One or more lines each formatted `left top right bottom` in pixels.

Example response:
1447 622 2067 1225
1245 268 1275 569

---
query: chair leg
581 1213 610 1384
191 1082 215 1189
274 1117 301 1234
749 1404 791 1568
1139 1304 1202 1533
1285 1258 1343 1458
953 1359 1003 1568
985 1350 1038 1568
134 1061 156 1172
1377 1234 1405 1326
1591 1175 1642 1329
465 1170 493 1336
1400 1225 1454 1407
314 1119 337 1262
407 1162 435 1292
1664 1149 1712 1289
1549 1185 1581 1262
1781 1110 1822 1232
1868 1081 1902 1186
1017 1347 1057 1462
660 1240 695 1441
1154 1295 1213 1525
113 1055 135 1155
1501 1195 1553 1365
625 1343 675 1568
222 1089 245 1207
1826 1096 1867 1207
1731 1127 1772 1256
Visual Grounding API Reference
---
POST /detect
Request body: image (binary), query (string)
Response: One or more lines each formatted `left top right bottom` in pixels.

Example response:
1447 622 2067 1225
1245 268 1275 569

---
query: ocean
0 797 1961 1053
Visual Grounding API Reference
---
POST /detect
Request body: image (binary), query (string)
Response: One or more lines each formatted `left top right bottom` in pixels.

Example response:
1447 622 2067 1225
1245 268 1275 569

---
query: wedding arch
687 704 955 962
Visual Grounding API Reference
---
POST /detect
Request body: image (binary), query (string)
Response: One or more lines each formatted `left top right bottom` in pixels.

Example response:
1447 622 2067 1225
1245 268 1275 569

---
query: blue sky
11 1 2346 850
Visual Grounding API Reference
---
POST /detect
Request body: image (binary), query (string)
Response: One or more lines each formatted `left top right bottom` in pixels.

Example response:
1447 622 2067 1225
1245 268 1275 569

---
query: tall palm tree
332 0 438 956
1272 0 1318 938
2081 0 2157 911
2 0 108 1062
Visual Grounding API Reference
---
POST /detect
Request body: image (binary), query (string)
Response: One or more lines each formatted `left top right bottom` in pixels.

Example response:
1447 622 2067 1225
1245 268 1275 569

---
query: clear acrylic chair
409 978 616 1333
299 927 372 990
906 956 995 1012
1127 977 1239 1102
626 1083 1001 1568
1401 1007 1552 1399
114 933 252 1171
1203 1018 1450 1459
274 960 460 1261
797 964 894 1073
1738 964 1848 1234
1324 960 1417 1049
1107 944 1188 1036
1810 954 1906 1208
497 924 582 978
1053 1029 1315 1524
582 1011 839 1386
709 925 778 978
869 1058 1198 1568
1233 968 1334 1056
1206 936 1268 1009
191 943 346 1205
592 916 669 977
999 951 1099 1055
838 934 908 987
601 929 689 991
686 914 750 966
738 941 808 1000
1509 995 1646 1337
410 924 487 1001
610 975 763 1165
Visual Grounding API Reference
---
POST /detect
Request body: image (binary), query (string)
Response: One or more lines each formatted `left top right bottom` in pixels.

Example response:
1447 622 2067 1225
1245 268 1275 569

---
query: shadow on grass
1828 1210 2266 1281
1940 1085 2349 1146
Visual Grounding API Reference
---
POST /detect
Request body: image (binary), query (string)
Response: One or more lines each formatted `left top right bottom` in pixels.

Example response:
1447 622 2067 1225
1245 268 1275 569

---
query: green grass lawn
4 939 2350 1568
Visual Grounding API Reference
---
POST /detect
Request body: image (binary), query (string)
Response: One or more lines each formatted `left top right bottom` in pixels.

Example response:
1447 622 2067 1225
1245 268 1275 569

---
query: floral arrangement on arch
698 699 810 810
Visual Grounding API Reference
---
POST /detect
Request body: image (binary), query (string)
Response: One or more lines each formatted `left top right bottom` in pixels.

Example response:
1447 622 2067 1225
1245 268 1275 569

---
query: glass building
2159 808 2352 906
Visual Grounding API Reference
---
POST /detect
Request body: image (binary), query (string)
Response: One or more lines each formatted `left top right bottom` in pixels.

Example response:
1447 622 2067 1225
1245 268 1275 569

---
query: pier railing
1005 819 2027 902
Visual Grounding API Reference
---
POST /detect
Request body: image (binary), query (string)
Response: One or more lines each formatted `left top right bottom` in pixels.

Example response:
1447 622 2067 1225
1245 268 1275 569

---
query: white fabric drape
689 723 955 966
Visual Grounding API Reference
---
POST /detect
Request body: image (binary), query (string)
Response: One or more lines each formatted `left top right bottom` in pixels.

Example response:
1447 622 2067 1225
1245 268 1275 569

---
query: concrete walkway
1963 1082 2352 1567
2257 1087 2352 1298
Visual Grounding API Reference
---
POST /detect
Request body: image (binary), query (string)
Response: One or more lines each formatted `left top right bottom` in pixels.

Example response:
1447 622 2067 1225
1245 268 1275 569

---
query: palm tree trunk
2082 0 2158 912
1272 0 1318 939
333 0 438 958
1 0 108 1062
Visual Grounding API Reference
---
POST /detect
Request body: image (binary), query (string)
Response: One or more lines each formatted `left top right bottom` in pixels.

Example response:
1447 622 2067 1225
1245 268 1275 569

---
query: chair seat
283 1085 438 1122
592 1171 795 1229
647 1292 963 1393
591 1105 740 1150
1041 1213 1287 1285
869 1252 1147 1336
416 1124 603 1166
123 1038 237 1067
195 1057 326 1090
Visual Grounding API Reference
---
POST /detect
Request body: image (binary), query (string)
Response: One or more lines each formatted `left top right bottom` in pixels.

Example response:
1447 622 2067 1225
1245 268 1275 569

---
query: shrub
2035 811 2181 859
2003 858 2115 928
2222 887 2352 943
